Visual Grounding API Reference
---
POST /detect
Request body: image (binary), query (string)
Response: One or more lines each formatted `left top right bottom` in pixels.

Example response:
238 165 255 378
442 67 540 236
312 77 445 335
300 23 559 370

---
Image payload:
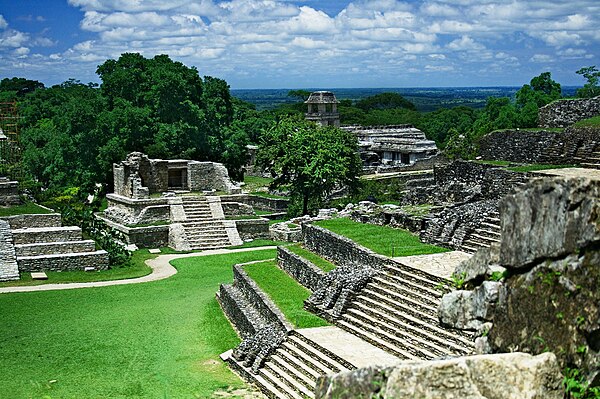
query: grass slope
243 260 329 329
0 249 276 398
0 202 53 217
315 218 449 257
287 244 336 273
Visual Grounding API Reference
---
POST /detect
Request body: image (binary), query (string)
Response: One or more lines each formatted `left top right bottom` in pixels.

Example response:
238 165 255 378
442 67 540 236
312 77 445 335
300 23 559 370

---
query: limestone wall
232 264 291 330
478 130 558 163
277 246 326 291
17 251 109 272
539 96 600 128
0 219 19 281
233 218 269 240
2 213 61 229
98 215 169 247
219 194 289 212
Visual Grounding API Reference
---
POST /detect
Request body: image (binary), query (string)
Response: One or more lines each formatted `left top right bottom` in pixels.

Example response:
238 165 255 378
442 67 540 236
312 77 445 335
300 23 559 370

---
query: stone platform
297 326 400 369
393 250 471 279
533 167 600 181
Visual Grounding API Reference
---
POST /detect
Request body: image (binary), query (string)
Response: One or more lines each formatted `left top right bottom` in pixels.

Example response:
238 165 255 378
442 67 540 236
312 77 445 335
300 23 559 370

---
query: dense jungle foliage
1 54 596 203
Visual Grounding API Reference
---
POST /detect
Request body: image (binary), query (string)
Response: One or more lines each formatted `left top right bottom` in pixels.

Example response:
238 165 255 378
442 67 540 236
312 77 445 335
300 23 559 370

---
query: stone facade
0 178 20 205
0 219 19 281
2 213 61 229
112 152 241 201
539 96 600 128
233 218 270 240
98 215 170 247
478 129 558 164
305 91 340 128
220 194 289 212
345 125 438 167
18 251 109 272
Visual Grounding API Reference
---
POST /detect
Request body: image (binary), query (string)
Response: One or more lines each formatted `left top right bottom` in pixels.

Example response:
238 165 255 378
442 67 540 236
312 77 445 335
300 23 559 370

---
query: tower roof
304 91 339 104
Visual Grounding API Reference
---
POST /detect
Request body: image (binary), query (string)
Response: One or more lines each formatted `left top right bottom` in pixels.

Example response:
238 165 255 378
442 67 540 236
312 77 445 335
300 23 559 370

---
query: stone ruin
112 151 241 200
305 91 340 128
343 124 439 167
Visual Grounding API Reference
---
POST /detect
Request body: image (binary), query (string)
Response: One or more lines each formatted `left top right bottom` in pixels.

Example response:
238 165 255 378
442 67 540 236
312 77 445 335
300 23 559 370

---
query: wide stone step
273 347 321 382
269 352 318 391
17 250 109 272
365 280 439 311
12 226 82 245
344 308 452 358
263 361 315 398
350 300 473 352
258 368 304 399
286 334 350 374
355 293 473 344
360 287 438 319
469 233 500 244
476 228 501 239
336 319 416 360
14 240 96 257
372 274 441 303
340 312 438 359
460 243 481 254
380 263 445 293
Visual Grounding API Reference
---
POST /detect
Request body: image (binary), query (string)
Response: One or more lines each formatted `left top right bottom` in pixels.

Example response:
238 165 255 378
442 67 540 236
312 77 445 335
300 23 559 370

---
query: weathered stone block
316 352 564 399
499 177 600 268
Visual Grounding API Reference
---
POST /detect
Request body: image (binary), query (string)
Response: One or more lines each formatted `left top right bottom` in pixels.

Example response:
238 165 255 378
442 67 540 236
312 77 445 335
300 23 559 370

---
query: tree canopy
576 66 600 98
256 116 362 215
356 92 416 112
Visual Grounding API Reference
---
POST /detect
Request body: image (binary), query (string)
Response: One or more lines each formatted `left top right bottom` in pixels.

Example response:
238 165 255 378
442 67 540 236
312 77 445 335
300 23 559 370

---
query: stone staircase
335 262 475 360
181 196 236 250
580 149 600 169
226 331 354 399
461 213 501 254
7 214 108 272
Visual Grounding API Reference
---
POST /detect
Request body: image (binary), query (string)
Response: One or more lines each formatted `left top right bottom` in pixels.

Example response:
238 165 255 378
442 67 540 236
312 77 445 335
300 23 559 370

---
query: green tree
287 90 311 101
356 92 416 112
515 72 561 127
576 66 600 98
257 116 362 215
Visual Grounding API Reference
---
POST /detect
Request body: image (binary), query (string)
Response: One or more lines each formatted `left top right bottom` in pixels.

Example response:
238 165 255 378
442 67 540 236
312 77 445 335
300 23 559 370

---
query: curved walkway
0 246 277 294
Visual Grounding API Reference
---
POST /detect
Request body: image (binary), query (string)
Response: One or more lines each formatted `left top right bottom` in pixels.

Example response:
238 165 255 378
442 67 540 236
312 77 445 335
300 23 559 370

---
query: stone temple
305 91 340 128
346 124 439 166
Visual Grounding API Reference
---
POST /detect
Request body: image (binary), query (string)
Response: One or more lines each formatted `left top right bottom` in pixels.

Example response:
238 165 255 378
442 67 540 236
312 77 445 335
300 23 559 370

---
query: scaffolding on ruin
0 101 22 180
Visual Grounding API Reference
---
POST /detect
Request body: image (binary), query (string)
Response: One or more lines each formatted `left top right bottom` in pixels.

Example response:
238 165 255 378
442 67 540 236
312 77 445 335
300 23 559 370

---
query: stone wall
104 194 170 226
361 154 450 175
221 201 255 217
540 126 600 165
11 226 82 245
539 96 600 128
188 161 241 194
277 246 326 291
232 264 292 331
220 194 289 212
17 251 109 272
2 213 61 229
478 130 558 163
14 241 96 256
98 215 170 247
0 180 20 205
233 218 270 240
0 219 19 281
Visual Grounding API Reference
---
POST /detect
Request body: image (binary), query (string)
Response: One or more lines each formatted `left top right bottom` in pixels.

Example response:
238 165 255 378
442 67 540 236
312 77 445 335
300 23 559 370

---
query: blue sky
1 0 599 88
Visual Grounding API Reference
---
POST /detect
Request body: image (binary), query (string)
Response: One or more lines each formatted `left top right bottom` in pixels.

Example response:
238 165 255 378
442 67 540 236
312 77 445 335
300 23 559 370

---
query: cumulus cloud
3 0 600 87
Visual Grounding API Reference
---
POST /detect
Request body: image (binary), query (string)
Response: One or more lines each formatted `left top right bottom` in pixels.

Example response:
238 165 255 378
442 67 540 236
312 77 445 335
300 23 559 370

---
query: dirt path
0 246 277 294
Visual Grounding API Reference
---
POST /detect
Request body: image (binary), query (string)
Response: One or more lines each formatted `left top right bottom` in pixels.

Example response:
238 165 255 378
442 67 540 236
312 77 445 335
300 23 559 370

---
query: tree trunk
302 193 309 215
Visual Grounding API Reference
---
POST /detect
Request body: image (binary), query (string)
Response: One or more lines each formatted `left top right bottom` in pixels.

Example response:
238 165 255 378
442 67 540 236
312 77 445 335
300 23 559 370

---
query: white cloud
530 54 553 63
447 35 485 51
0 15 7 30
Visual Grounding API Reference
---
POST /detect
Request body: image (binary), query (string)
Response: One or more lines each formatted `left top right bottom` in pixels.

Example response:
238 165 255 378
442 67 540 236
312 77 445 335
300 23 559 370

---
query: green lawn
287 244 336 273
573 115 600 128
0 202 53 217
242 176 273 192
0 249 276 398
243 260 329 329
229 239 289 249
314 218 449 257
506 164 577 172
